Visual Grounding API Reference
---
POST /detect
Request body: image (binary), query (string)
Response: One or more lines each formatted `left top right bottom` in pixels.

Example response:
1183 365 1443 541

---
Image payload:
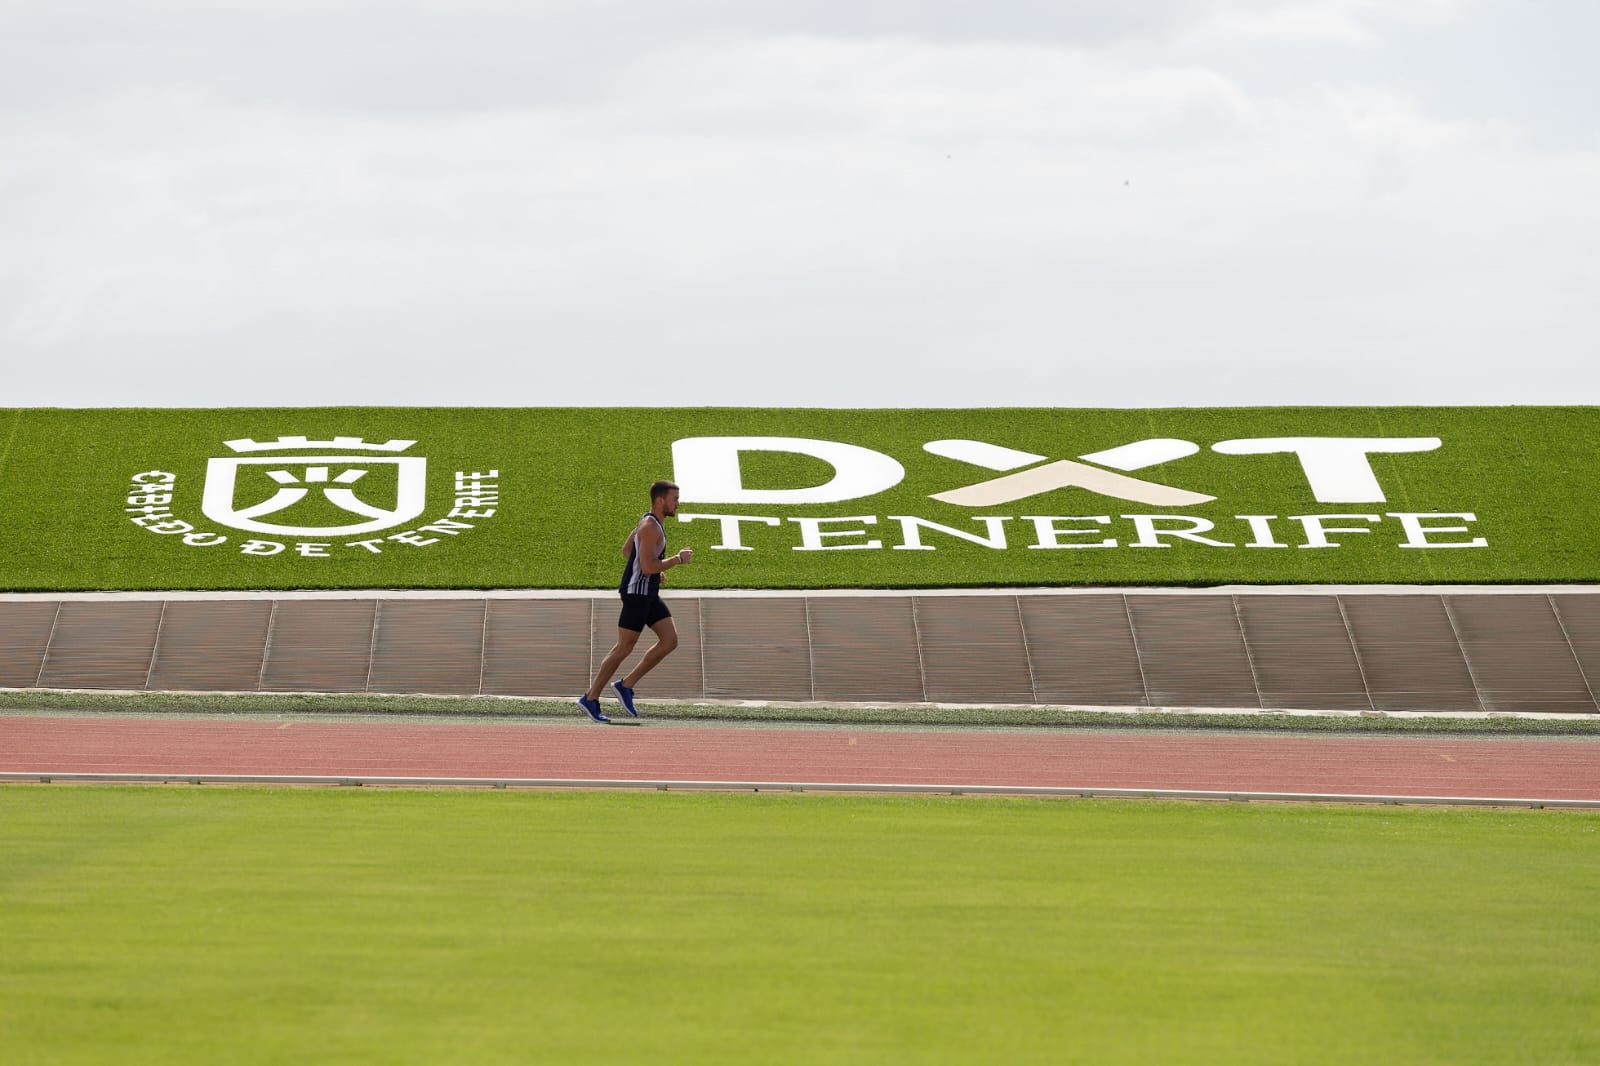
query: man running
577 479 693 722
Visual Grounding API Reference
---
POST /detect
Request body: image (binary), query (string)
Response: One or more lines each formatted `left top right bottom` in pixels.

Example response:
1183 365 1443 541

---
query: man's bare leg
622 617 679 689
585 629 641 701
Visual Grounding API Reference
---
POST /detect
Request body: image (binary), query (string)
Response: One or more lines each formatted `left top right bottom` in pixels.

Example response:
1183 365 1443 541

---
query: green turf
2 787 1596 1064
3 406 1598 590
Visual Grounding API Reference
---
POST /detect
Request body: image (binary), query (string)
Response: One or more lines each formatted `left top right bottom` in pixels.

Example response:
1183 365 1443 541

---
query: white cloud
1187 0 1464 45
2 6 1597 406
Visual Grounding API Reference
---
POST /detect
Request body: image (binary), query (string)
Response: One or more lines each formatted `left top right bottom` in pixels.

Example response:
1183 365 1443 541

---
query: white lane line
3 772 1597 808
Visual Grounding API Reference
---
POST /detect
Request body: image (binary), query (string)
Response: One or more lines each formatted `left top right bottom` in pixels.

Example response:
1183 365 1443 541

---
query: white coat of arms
201 435 427 537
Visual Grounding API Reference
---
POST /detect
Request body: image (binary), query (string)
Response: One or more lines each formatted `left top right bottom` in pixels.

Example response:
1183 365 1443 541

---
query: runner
577 480 692 722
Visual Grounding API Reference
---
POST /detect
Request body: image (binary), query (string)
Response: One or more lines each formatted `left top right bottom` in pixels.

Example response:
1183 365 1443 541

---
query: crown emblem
223 435 417 454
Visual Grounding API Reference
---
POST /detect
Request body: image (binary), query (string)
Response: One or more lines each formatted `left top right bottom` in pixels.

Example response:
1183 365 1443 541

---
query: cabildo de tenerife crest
125 435 500 558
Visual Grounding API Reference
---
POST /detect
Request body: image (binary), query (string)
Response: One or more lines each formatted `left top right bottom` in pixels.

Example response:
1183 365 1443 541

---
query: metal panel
1236 596 1371 711
37 601 163 690
1550 595 1600 702
1127 596 1261 709
147 600 273 692
807 597 924 702
368 600 487 696
481 599 593 698
700 597 813 701
916 595 1034 704
259 599 376 693
1019 595 1147 706
1340 595 1480 712
1449 595 1597 713
0 601 59 688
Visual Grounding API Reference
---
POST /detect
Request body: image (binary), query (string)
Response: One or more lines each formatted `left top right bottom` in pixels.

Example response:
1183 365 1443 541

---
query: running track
3 715 1598 806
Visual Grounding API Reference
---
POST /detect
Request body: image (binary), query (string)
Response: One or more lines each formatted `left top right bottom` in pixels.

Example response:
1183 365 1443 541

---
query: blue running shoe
612 680 640 717
576 695 609 723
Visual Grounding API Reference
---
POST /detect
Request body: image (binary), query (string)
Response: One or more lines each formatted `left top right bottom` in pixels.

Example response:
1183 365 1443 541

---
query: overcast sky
4 1 1597 408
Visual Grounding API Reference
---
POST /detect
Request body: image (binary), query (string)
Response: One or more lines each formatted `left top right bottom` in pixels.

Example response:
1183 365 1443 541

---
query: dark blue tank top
619 514 665 596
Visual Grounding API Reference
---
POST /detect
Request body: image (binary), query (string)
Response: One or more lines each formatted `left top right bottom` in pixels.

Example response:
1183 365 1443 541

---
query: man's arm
636 520 691 576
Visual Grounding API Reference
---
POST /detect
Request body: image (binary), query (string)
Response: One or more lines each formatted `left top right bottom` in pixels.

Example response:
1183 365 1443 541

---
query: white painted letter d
673 436 905 505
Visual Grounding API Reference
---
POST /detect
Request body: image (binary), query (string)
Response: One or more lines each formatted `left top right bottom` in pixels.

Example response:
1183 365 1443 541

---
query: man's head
650 479 680 517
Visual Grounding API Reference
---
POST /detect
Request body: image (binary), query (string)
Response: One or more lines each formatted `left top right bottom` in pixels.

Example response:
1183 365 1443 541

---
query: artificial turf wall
1 406 1595 590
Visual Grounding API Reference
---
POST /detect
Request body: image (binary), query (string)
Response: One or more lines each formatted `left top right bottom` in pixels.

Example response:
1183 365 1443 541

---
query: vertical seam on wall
34 601 63 687
1548 594 1599 712
1439 595 1487 713
364 600 381 693
803 596 817 702
1015 595 1038 704
144 601 168 692
257 601 279 692
1335 596 1377 712
477 599 490 696
696 598 708 701
911 596 929 702
1122 595 1152 707
1229 596 1265 709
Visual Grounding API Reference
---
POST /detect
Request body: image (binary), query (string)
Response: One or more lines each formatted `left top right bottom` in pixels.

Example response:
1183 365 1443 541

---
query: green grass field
3 787 1596 1065
3 406 1599 590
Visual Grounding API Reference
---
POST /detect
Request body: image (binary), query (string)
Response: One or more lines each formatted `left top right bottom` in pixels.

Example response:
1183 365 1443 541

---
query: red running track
2 715 1598 804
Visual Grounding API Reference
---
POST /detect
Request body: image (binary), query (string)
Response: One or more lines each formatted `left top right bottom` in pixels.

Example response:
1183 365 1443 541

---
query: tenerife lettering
671 434 1487 554
675 512 1486 552
126 435 501 559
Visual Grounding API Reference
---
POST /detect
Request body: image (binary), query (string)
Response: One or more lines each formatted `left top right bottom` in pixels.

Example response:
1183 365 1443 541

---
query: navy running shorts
618 593 672 632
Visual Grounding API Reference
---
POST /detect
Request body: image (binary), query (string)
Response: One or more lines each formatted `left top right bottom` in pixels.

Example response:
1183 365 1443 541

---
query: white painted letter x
925 439 1215 507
